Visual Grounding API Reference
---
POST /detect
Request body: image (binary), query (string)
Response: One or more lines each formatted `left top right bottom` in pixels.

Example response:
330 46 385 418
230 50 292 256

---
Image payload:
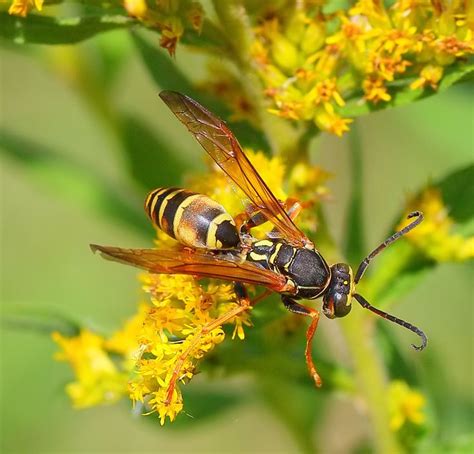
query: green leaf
439 62 474 92
344 123 366 264
364 162 473 306
119 113 189 190
0 129 150 236
131 31 195 95
436 163 474 223
132 32 270 152
2 305 81 337
0 12 133 45
376 322 421 384
93 30 134 90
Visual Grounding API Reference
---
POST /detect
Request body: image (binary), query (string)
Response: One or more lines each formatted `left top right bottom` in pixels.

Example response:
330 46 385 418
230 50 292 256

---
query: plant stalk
341 311 402 453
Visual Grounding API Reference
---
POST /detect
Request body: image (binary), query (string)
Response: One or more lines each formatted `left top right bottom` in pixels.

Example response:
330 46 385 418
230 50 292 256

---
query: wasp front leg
165 283 253 405
281 296 322 388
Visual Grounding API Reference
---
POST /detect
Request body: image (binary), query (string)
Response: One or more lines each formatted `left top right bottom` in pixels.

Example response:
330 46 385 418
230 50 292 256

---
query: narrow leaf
119 113 189 190
2 305 81 337
436 163 474 223
439 62 474 92
0 129 149 235
132 32 270 152
0 12 133 45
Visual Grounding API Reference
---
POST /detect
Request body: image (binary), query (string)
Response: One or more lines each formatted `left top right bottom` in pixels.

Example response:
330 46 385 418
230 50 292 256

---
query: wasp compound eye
323 292 352 319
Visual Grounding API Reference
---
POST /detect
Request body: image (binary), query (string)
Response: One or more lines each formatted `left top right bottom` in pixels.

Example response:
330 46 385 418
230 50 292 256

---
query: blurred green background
1 30 473 453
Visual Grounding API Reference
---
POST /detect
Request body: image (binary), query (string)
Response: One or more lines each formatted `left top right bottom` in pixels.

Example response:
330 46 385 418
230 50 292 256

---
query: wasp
91 91 427 402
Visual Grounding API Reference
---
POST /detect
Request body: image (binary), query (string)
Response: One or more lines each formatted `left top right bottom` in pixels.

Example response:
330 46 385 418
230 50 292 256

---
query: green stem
339 122 401 453
211 0 305 158
344 123 366 264
340 312 402 453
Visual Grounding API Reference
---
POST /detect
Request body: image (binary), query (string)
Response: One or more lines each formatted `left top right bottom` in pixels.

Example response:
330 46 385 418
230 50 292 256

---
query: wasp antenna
353 293 427 351
355 211 423 284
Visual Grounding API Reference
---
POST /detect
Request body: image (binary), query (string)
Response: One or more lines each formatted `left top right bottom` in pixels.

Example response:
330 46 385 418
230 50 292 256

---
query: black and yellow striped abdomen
145 187 240 250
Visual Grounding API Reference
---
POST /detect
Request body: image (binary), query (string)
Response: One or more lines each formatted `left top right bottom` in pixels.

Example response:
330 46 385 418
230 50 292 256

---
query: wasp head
322 263 354 319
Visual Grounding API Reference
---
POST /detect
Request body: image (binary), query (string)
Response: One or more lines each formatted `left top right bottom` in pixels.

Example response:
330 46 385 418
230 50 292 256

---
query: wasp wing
159 91 311 248
91 244 288 292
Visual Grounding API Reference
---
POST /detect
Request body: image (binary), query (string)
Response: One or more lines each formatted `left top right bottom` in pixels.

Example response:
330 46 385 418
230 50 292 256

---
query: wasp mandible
92 91 426 401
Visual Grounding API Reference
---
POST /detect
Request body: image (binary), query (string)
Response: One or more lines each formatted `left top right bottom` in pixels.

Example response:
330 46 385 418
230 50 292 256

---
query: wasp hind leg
282 296 322 388
165 283 253 405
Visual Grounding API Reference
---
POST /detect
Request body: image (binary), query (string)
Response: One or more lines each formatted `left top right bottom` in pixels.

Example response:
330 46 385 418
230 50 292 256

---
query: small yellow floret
389 380 426 431
123 0 147 18
52 330 128 407
8 0 43 16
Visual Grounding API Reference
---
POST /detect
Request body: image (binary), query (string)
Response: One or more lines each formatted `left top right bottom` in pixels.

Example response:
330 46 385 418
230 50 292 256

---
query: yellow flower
8 0 43 17
410 64 444 90
123 0 147 18
159 17 184 57
398 187 474 262
52 330 128 408
149 388 184 425
363 76 392 103
314 104 352 137
388 380 426 431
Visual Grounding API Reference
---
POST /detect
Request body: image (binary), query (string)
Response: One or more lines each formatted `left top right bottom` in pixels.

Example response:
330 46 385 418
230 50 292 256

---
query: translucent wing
159 91 312 248
91 244 289 292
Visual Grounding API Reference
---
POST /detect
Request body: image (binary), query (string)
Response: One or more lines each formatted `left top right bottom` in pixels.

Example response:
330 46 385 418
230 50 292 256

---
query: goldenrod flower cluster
398 187 474 262
52 304 148 409
132 272 250 424
388 380 426 431
52 271 251 424
250 2 474 136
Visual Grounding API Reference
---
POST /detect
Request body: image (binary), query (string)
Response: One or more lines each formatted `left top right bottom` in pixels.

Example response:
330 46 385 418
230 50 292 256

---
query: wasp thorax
322 263 353 319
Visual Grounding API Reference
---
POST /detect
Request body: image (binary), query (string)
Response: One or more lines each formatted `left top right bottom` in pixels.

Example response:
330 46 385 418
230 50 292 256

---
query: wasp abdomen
145 187 240 250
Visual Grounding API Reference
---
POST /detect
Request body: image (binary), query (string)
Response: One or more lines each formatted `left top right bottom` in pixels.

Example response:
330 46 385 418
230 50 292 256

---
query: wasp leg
236 198 307 235
282 296 322 388
165 283 253 405
234 210 268 235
